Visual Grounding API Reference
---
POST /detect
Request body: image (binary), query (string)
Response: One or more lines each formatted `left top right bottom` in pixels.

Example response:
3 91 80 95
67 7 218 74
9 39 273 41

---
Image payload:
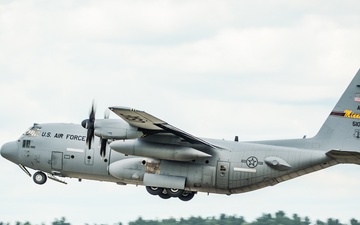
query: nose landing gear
33 171 47 185
31 170 67 185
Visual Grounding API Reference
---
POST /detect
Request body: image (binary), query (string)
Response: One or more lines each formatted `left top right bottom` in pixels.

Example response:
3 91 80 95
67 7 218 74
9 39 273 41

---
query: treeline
128 212 360 225
1 211 360 225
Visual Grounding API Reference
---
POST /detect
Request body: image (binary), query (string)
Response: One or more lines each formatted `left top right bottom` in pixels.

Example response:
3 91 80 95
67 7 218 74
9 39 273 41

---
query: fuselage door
51 151 63 171
216 161 230 189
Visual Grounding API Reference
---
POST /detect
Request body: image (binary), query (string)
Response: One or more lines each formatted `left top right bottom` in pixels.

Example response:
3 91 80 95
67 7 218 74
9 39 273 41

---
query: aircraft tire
146 186 163 195
33 171 47 185
179 191 195 201
166 188 184 198
158 189 171 199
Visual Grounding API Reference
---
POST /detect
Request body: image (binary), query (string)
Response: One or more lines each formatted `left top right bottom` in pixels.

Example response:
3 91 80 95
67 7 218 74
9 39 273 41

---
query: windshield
24 124 41 137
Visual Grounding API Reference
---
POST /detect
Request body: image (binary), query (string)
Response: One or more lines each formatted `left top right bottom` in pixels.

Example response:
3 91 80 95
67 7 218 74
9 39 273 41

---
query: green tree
327 218 344 225
351 219 360 225
52 217 71 225
185 216 206 225
129 217 160 225
292 214 302 225
315 220 326 225
274 210 292 225
252 213 274 225
303 217 311 225
161 218 177 225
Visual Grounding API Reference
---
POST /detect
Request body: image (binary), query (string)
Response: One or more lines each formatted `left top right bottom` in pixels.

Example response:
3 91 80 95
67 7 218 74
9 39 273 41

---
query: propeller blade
86 128 94 149
82 101 109 158
89 102 96 122
83 101 96 150
100 138 107 158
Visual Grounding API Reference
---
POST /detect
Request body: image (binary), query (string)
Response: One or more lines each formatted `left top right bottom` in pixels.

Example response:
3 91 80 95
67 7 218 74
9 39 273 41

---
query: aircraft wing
109 106 218 149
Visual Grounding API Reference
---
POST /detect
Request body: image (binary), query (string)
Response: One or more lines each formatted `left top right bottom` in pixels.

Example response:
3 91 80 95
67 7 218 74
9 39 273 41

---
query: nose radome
1 141 19 164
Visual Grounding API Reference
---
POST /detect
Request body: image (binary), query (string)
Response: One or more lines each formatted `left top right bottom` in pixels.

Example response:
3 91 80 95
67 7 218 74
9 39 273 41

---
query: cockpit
24 124 41 137
21 124 42 149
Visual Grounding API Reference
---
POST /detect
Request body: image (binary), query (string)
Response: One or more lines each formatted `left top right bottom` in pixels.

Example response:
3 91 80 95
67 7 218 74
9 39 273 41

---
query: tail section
314 68 360 151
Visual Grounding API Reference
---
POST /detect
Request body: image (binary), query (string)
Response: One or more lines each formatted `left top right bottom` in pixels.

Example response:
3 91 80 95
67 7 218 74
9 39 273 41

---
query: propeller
81 102 96 150
81 101 109 158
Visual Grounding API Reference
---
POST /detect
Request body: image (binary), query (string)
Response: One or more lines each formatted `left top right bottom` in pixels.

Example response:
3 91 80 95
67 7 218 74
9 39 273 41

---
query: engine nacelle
110 139 212 161
94 119 143 139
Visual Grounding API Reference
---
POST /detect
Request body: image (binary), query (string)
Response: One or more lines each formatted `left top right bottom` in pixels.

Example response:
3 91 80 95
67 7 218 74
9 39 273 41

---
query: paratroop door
51 151 63 170
216 161 230 189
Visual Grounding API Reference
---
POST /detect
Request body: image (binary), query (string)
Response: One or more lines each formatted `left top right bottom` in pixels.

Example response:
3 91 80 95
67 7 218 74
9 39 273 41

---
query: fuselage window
220 165 227 177
220 165 227 171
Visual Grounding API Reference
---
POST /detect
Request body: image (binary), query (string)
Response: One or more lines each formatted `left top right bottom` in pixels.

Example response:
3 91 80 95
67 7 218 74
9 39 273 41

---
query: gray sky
1 0 360 224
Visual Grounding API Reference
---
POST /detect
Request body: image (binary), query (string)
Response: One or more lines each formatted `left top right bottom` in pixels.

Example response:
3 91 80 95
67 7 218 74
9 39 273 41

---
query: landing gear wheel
166 188 184 198
179 191 195 201
33 171 47 185
158 189 171 199
146 186 163 195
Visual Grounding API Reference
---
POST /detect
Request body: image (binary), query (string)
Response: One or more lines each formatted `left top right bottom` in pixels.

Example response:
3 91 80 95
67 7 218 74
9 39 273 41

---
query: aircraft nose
1 141 19 164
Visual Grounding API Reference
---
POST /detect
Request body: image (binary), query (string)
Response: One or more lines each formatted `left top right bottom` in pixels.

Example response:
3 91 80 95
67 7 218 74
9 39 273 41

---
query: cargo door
216 161 230 189
51 151 63 171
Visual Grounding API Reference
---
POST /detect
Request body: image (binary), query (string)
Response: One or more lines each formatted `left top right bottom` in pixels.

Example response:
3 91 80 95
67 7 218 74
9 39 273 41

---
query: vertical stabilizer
314 69 360 150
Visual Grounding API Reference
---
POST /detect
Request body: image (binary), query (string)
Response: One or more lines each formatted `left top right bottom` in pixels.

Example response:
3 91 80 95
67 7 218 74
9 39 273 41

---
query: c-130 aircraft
2 70 360 201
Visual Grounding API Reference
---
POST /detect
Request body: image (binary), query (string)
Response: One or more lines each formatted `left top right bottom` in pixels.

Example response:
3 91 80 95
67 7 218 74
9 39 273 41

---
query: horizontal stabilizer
326 150 360 164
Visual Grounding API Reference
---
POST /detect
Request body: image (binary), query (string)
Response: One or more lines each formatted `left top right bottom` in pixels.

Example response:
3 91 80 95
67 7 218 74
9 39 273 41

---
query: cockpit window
25 124 41 137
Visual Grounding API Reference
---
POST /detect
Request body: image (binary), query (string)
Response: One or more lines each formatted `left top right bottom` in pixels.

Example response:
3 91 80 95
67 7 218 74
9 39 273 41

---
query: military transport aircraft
2 69 360 201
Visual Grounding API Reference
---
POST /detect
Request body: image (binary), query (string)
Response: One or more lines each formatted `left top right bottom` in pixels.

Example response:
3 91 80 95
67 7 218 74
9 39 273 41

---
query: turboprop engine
81 102 143 157
93 119 143 140
110 139 212 161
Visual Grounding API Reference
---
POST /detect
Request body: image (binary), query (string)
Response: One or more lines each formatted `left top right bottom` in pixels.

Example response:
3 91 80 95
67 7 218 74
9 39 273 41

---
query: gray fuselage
4 122 334 195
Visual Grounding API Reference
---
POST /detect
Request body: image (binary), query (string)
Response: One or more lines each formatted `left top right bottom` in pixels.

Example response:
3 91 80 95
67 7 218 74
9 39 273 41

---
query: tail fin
314 68 360 151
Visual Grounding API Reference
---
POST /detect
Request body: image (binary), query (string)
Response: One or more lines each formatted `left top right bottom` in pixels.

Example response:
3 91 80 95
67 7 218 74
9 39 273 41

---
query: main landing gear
146 186 195 201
